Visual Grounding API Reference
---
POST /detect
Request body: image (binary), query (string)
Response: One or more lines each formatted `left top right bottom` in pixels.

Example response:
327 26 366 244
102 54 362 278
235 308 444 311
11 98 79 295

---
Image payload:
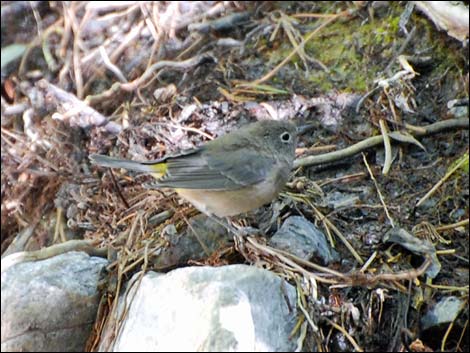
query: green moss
251 1 465 97
290 9 406 92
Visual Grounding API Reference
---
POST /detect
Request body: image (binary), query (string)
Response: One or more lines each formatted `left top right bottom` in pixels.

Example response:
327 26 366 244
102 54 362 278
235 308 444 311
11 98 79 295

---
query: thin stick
311 203 364 265
253 9 352 85
416 154 469 207
379 119 393 175
362 153 395 228
322 317 363 352
294 118 468 168
435 219 469 232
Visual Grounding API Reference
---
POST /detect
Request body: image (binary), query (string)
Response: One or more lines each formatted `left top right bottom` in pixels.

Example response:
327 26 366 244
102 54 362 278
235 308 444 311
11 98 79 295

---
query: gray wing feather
156 146 273 190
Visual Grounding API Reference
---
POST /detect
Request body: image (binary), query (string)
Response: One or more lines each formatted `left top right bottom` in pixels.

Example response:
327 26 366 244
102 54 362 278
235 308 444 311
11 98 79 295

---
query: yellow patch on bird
149 162 167 178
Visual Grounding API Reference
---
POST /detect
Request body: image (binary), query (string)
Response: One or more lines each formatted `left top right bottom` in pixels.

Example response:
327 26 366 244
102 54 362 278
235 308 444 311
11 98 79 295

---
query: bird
89 120 297 218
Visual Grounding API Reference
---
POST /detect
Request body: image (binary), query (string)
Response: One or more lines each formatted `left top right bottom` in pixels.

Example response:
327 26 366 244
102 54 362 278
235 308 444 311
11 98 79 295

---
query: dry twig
294 118 469 168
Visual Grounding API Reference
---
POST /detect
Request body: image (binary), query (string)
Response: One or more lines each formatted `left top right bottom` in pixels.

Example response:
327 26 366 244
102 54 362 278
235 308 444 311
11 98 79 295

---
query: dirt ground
1 2 468 351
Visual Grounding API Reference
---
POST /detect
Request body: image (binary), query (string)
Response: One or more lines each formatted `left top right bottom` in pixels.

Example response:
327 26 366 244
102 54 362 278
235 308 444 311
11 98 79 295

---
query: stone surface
1 251 108 352
421 296 465 330
152 214 233 270
269 216 339 264
105 264 298 352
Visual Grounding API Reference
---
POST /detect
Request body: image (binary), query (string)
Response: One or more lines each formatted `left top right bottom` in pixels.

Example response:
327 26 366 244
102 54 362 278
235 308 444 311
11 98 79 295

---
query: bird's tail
89 154 167 177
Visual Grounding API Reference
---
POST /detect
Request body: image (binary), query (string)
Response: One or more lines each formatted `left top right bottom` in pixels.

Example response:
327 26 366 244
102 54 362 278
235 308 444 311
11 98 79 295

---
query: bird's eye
280 132 291 143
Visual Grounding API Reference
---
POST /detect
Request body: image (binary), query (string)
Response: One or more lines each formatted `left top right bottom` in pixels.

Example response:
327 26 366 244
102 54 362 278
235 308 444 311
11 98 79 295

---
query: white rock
105 264 297 352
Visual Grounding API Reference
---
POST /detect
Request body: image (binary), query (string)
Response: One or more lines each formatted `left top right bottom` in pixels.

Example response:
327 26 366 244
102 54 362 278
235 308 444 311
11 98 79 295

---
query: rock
383 227 441 278
102 264 297 352
269 216 339 264
421 296 465 330
152 214 233 270
1 251 108 352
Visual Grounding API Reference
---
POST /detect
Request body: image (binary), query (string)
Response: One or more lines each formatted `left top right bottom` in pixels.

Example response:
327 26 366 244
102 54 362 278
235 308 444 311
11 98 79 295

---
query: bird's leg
206 215 239 236
205 215 264 260
206 215 260 237
227 220 260 237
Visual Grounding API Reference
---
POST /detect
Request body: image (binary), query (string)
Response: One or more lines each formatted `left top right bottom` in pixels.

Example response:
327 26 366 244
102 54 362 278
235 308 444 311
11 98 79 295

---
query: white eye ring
280 132 291 143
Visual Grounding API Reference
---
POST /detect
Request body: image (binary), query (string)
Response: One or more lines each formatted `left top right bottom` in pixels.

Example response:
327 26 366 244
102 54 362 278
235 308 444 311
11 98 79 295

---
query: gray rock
421 296 465 330
152 214 233 270
383 227 441 278
447 98 468 119
269 216 339 264
1 251 108 352
105 265 297 352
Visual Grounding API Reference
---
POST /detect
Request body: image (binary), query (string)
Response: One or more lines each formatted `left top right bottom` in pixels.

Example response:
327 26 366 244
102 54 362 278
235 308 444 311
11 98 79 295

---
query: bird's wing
154 144 273 190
